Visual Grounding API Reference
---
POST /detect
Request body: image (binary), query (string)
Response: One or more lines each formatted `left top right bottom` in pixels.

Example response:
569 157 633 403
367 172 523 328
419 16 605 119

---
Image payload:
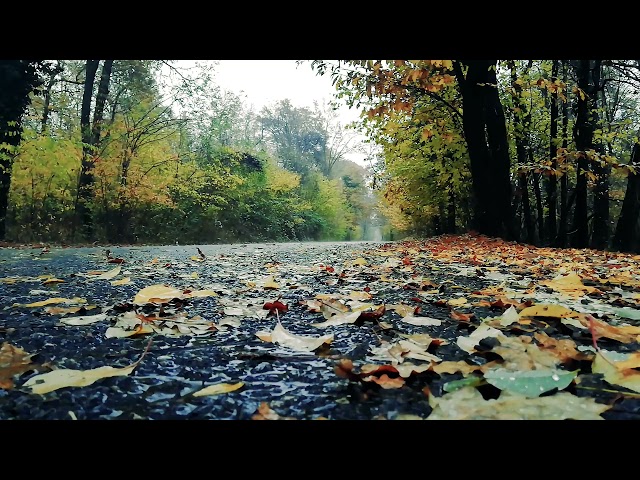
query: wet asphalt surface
0 240 639 420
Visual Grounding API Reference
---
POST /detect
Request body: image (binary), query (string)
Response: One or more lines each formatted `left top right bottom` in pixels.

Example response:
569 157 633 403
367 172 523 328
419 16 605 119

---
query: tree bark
612 136 640 252
590 60 610 250
557 60 570 248
453 60 516 240
509 61 534 244
570 60 594 248
74 60 113 241
0 61 46 240
545 60 559 245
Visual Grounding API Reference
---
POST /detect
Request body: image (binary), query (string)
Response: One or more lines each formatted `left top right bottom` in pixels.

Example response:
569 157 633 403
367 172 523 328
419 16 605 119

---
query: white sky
198 60 369 165
212 60 361 124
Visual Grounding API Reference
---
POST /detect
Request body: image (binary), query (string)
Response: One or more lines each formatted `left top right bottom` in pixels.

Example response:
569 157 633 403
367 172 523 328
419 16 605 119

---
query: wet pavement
0 240 639 420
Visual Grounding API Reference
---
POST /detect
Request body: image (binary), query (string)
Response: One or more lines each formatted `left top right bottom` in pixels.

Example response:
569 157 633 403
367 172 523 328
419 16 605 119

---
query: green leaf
443 375 484 392
609 307 640 321
484 368 577 397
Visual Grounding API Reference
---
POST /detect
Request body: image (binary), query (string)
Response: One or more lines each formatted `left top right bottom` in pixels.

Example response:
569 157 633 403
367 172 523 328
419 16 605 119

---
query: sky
212 60 361 124
200 60 369 165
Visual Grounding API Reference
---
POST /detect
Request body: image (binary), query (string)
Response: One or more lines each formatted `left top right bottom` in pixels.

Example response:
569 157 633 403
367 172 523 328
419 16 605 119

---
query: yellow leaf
22 297 87 308
42 278 64 285
185 289 218 298
447 297 468 307
263 276 280 290
110 277 131 286
519 303 576 318
133 284 184 305
192 382 244 397
593 350 640 393
348 290 372 301
539 272 598 297
59 314 108 326
257 321 333 352
23 364 136 394
90 265 121 280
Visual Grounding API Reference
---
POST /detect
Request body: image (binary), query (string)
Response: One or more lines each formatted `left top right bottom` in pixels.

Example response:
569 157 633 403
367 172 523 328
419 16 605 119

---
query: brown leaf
358 304 386 323
252 402 295 420
0 343 40 389
450 309 474 322
367 373 405 389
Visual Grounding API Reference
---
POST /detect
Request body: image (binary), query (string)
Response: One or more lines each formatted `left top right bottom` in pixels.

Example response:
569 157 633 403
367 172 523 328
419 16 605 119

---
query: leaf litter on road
2 235 640 419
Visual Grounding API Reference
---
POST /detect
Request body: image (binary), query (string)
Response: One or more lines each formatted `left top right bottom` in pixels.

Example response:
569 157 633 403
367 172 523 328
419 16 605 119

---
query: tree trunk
612 138 640 252
446 187 456 233
557 60 570 248
570 60 594 248
532 170 544 242
454 60 516 240
0 61 46 240
590 60 609 250
509 61 534 244
517 172 534 243
74 60 112 241
545 60 559 245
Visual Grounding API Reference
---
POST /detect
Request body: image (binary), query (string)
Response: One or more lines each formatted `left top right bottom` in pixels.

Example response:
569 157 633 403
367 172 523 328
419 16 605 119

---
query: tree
74 59 113 240
0 60 59 240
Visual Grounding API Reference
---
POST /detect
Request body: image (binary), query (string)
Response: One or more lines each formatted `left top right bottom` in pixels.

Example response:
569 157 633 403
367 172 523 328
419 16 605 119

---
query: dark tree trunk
454 60 516 240
570 60 594 248
446 187 456 233
612 138 640 252
590 60 609 250
74 60 112 241
532 170 544 242
545 60 559 245
40 74 56 134
557 61 570 248
91 60 113 147
74 60 99 240
509 61 534 244
0 61 47 240
517 172 534 243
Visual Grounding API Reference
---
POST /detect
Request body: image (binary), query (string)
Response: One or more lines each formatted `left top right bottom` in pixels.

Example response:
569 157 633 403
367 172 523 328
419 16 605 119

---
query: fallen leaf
0 343 39 389
252 402 296 420
457 323 505 353
257 321 333 352
89 265 122 280
22 297 87 308
192 382 244 397
133 285 184 305
592 350 640 393
519 303 576 318
484 368 578 397
23 364 137 394
263 276 280 290
427 387 609 420
59 314 108 326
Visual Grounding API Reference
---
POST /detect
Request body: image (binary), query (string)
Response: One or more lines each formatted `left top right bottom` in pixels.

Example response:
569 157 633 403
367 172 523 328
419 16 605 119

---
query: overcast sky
170 60 368 165
212 60 361 125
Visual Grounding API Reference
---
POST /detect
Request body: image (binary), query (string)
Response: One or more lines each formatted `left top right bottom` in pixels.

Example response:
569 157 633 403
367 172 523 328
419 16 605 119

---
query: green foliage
7 127 81 242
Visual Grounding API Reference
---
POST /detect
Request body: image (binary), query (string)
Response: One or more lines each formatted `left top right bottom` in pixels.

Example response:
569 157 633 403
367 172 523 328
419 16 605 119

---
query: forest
1 60 640 253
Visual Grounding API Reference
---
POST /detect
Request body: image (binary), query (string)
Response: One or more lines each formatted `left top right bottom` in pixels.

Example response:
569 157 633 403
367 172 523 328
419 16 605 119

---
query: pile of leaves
2 234 640 419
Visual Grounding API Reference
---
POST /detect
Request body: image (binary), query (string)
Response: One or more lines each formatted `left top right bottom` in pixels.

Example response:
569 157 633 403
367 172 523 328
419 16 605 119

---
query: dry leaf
256 321 333 352
0 343 38 390
192 382 244 397
23 364 137 394
22 297 87 308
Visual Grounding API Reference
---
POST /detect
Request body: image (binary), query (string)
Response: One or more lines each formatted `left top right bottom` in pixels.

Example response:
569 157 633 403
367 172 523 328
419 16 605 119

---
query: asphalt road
0 240 638 420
